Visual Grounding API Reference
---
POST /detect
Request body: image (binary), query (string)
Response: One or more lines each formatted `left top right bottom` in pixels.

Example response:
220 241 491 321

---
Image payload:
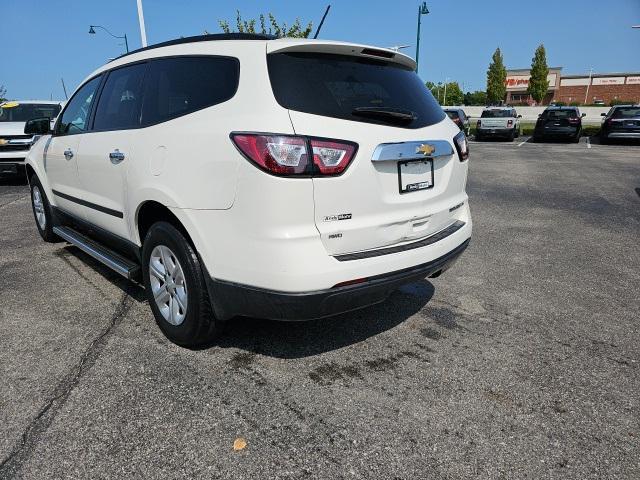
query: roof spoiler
266 39 416 71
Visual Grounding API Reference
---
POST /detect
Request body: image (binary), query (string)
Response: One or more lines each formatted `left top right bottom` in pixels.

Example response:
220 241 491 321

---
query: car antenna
61 78 68 100
313 5 331 39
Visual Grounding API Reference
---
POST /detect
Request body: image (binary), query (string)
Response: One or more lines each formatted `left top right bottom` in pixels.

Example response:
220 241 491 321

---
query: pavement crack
0 289 133 478
0 194 29 210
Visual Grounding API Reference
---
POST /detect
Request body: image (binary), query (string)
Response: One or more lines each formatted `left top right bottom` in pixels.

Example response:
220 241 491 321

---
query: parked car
0 100 62 177
444 108 470 135
532 106 585 143
599 105 640 143
24 34 472 347
475 107 520 141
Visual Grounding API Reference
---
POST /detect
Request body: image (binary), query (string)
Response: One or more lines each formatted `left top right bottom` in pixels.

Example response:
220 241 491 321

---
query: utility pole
584 68 593 105
443 77 449 105
415 2 429 74
137 0 148 47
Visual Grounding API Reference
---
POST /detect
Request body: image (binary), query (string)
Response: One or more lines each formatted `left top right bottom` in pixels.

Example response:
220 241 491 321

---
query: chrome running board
53 226 140 279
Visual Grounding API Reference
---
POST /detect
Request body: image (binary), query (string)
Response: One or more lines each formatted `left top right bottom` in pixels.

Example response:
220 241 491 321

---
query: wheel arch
136 200 195 248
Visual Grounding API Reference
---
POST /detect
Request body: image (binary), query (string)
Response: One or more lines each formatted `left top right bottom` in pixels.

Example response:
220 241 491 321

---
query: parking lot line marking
586 137 592 149
517 139 528 147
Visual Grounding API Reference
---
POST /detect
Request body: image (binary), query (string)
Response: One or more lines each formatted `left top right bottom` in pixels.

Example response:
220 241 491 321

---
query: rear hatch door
267 42 466 256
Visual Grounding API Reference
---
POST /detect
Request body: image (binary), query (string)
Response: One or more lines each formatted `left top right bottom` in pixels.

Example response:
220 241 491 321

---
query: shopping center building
505 68 640 105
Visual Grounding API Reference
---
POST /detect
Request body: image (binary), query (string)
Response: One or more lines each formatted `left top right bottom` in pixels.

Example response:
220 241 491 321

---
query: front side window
56 76 102 135
141 56 240 126
445 111 460 120
93 63 147 131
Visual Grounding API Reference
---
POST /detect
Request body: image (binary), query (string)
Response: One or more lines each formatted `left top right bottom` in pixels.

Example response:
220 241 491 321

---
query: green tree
463 90 487 106
486 48 507 105
442 81 463 106
219 11 313 38
527 44 549 104
0 85 6 102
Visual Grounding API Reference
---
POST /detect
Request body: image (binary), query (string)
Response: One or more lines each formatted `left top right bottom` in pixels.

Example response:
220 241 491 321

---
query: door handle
109 150 125 164
64 149 74 160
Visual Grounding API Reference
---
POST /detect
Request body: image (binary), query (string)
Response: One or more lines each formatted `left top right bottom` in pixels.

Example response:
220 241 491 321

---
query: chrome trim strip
53 226 137 279
371 140 454 162
333 220 466 262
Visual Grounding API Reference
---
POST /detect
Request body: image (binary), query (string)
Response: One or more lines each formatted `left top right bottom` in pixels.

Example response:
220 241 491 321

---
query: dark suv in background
533 106 585 143
600 105 640 144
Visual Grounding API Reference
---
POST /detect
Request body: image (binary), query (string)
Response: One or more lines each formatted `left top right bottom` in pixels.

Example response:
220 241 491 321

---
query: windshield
481 110 514 118
0 103 61 122
612 107 640 118
267 52 445 129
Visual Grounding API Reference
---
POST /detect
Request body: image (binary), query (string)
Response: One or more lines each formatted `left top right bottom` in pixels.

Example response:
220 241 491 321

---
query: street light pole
415 2 429 74
584 67 593 105
137 0 148 47
88 25 129 53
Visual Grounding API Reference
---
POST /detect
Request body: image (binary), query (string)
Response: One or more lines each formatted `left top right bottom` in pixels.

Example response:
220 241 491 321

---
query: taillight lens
568 117 580 124
231 133 357 177
453 131 469 162
311 139 356 175
507 119 513 127
476 119 481 128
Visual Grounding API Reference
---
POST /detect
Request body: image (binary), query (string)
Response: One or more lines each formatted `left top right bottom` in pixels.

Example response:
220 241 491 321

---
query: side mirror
24 117 51 135
581 113 586 117
517 114 522 118
600 112 606 116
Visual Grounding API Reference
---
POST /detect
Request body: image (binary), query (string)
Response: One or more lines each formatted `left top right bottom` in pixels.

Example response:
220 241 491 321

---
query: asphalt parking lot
1 138 638 479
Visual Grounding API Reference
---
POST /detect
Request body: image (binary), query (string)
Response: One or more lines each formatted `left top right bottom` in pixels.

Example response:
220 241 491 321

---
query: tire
29 175 60 243
142 222 221 348
475 132 482 141
532 135 540 143
600 134 609 145
508 129 516 142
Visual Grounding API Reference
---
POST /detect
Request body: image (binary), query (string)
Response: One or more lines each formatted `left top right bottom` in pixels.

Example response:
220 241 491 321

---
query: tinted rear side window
267 53 445 129
141 56 239 126
445 111 460 120
93 63 147 131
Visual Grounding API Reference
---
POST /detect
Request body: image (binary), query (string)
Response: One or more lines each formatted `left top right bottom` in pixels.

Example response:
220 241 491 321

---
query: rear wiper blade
352 107 417 122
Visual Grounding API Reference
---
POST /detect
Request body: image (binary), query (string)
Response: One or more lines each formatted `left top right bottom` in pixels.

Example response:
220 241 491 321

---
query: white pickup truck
475 106 521 142
0 100 63 177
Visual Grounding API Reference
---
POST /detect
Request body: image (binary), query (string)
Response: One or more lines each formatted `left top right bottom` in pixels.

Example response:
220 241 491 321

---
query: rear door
76 62 147 239
267 49 467 256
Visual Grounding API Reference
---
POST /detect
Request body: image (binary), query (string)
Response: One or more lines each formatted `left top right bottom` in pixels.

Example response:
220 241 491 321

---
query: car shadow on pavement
216 280 435 359
58 243 435 357
56 245 147 303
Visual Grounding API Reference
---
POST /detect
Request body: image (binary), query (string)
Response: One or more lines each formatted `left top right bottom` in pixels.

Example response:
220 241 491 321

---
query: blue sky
3 0 639 100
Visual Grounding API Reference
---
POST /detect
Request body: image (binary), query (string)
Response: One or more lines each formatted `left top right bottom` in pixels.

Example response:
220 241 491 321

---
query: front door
45 75 102 218
75 62 146 239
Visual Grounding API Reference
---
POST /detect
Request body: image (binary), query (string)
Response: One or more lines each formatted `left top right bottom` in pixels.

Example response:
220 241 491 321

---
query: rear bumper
537 127 579 137
606 131 640 139
477 128 513 137
206 238 470 321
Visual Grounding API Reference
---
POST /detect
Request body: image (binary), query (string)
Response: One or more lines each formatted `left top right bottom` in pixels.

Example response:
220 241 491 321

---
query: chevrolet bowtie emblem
416 143 435 156
0 139 7 145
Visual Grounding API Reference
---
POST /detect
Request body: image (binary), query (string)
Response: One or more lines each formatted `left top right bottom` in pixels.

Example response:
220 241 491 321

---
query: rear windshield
445 111 460 120
267 52 445 129
612 107 640 118
543 109 578 119
481 110 514 118
0 103 61 122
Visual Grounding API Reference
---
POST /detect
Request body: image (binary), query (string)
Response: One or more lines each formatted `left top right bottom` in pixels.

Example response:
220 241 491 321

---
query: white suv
24 34 472 347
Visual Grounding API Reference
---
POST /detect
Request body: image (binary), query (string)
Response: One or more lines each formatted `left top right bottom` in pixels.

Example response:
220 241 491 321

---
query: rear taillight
231 133 357 177
568 117 580 124
476 119 481 128
311 139 356 175
453 131 469 162
507 119 513 127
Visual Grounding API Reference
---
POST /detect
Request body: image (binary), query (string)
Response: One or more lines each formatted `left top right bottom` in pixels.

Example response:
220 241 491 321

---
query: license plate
398 159 433 193
490 129 496 134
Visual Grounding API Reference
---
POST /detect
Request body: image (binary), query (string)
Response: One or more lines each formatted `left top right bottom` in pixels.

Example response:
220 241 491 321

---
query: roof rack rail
109 33 277 63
